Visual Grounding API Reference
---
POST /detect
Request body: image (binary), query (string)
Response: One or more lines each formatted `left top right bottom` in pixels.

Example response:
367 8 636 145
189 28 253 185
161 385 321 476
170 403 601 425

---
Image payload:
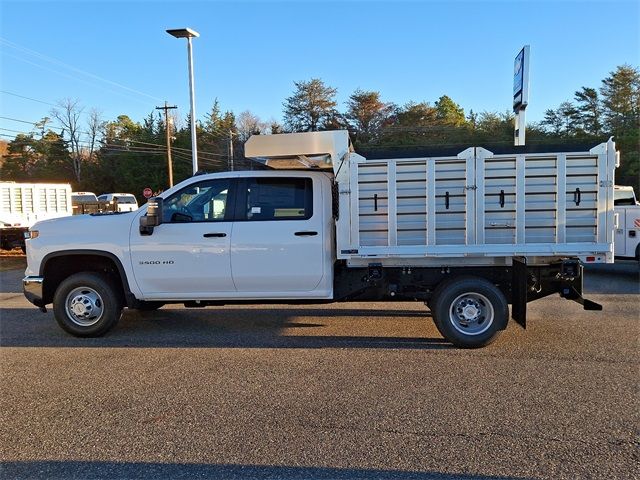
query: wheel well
431 274 510 303
42 254 126 305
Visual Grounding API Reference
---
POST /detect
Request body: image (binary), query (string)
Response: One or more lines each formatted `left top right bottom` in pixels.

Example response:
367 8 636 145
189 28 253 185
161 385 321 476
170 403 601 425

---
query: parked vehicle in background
0 182 72 251
613 185 640 262
71 192 99 204
71 191 115 215
22 131 618 348
97 193 139 212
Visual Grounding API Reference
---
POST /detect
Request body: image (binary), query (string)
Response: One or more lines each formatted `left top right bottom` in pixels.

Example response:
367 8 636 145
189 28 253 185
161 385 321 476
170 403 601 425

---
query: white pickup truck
23 131 618 348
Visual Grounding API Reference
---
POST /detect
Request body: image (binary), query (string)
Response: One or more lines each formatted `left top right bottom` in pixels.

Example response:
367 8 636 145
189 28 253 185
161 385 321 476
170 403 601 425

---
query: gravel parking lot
0 259 638 479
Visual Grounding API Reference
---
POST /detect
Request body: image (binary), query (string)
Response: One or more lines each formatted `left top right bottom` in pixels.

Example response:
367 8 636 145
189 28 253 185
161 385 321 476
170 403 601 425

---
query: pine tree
283 79 338 132
345 89 394 142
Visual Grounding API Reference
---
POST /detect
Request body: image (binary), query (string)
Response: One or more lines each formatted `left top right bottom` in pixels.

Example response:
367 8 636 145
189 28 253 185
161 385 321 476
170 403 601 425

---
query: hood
31 212 138 243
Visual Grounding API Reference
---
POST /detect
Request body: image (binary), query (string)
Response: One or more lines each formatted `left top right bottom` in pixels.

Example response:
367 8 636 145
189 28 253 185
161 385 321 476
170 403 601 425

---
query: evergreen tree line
1 64 638 198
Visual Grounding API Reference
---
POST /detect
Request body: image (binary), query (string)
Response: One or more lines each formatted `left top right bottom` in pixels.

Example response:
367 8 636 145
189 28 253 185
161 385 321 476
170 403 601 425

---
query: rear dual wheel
430 277 508 348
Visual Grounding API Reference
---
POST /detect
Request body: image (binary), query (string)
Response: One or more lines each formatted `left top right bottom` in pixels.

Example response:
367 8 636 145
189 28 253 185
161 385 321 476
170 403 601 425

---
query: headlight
25 230 39 240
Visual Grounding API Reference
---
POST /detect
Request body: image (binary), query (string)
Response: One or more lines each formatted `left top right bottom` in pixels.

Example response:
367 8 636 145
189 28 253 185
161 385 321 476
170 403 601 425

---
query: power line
125 139 228 158
0 115 38 125
1 113 236 158
0 122 233 164
0 37 163 103
0 127 32 134
0 90 57 107
0 127 228 161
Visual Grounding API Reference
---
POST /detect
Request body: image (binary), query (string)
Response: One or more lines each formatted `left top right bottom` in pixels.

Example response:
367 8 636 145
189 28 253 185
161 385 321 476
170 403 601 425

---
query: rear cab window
115 195 138 205
242 177 313 221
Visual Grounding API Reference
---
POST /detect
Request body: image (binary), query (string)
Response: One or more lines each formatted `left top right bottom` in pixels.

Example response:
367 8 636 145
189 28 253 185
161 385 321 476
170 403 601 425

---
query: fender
40 249 137 307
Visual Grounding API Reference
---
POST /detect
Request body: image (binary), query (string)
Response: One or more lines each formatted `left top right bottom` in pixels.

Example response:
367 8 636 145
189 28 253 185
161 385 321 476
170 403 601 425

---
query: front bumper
23 276 45 308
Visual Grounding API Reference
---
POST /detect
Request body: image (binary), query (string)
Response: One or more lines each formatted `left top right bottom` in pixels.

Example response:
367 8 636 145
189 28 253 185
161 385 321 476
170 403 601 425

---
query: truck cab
132 170 334 300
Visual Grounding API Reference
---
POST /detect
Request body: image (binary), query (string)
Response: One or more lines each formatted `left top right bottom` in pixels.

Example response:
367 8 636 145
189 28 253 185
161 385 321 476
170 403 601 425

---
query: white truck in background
23 131 618 348
0 182 72 251
97 193 139 212
613 185 640 262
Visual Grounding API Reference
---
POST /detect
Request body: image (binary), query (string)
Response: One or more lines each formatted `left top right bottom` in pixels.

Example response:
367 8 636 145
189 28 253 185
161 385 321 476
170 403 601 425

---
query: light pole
166 27 200 175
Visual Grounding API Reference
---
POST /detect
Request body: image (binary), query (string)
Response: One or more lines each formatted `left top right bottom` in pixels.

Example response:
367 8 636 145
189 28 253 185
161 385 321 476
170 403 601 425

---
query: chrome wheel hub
461 304 479 320
65 287 104 327
449 293 494 336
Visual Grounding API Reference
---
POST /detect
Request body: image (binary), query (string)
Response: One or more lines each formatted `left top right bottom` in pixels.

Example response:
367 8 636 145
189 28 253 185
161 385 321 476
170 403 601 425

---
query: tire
133 301 164 311
431 276 508 348
53 272 123 337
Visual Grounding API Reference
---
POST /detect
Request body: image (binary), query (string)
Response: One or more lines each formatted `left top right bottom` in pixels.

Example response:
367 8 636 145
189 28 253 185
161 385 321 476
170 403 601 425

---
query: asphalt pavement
0 261 638 479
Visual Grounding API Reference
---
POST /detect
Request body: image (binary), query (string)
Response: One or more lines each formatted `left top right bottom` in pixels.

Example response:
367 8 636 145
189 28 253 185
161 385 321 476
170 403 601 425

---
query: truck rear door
230 175 325 294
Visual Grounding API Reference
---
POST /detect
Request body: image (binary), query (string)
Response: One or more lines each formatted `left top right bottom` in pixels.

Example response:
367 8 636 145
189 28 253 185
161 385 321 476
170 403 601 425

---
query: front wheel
431 277 508 348
53 272 123 337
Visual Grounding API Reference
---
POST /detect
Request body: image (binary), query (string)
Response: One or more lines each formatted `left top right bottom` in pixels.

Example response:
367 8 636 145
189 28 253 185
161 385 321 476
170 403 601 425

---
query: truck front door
230 176 325 294
130 178 236 299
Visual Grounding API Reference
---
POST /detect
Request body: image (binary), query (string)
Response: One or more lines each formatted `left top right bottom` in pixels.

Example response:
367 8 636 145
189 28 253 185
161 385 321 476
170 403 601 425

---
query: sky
0 0 638 140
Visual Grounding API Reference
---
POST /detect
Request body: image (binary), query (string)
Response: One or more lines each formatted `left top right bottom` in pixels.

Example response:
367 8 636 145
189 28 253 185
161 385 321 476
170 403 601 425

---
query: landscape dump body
246 131 615 332
246 131 616 264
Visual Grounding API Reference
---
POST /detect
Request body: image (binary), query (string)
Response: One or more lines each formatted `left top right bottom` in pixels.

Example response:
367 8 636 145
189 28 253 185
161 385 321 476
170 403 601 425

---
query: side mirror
139 197 164 235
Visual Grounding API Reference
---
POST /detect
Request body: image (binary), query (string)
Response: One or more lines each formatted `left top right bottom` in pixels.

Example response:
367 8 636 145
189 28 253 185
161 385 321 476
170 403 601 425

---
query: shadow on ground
583 262 639 294
0 460 531 480
0 306 448 350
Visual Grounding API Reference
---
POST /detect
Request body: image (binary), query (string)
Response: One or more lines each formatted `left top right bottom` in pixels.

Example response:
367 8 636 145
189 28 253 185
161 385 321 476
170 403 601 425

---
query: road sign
143 187 153 199
513 45 530 112
513 45 530 146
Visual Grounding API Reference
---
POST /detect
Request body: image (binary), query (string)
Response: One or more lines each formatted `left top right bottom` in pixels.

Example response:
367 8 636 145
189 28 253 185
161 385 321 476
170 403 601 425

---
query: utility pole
228 130 235 171
156 101 178 187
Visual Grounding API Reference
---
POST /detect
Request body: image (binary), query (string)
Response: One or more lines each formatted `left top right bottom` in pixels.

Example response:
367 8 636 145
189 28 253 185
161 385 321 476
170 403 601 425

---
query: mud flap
511 257 528 328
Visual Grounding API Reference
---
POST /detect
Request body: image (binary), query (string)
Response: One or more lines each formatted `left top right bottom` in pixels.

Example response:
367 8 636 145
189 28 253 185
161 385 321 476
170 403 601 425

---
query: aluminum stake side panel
343 142 614 262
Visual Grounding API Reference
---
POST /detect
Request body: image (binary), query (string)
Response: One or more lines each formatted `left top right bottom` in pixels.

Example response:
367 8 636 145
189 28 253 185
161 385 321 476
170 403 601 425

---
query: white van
97 193 139 212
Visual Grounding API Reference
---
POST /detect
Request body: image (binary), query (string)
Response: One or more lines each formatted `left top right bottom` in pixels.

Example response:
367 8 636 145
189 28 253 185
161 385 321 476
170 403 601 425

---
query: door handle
294 231 318 236
203 233 227 238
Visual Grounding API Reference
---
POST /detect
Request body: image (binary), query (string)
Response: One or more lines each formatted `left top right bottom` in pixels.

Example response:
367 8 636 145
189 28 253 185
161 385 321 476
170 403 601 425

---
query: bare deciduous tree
87 108 105 161
51 98 84 182
236 110 267 142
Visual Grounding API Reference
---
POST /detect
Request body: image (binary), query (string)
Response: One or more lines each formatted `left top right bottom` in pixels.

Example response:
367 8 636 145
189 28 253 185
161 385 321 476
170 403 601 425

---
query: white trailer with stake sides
0 182 72 251
23 131 617 347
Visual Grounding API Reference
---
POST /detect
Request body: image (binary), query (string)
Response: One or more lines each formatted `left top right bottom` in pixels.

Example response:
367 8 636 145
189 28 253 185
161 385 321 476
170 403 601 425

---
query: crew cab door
130 178 236 298
230 176 325 294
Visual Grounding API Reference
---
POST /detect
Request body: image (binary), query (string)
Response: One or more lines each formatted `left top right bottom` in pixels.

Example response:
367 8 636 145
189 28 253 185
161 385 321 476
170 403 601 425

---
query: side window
245 178 312 221
163 179 231 223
